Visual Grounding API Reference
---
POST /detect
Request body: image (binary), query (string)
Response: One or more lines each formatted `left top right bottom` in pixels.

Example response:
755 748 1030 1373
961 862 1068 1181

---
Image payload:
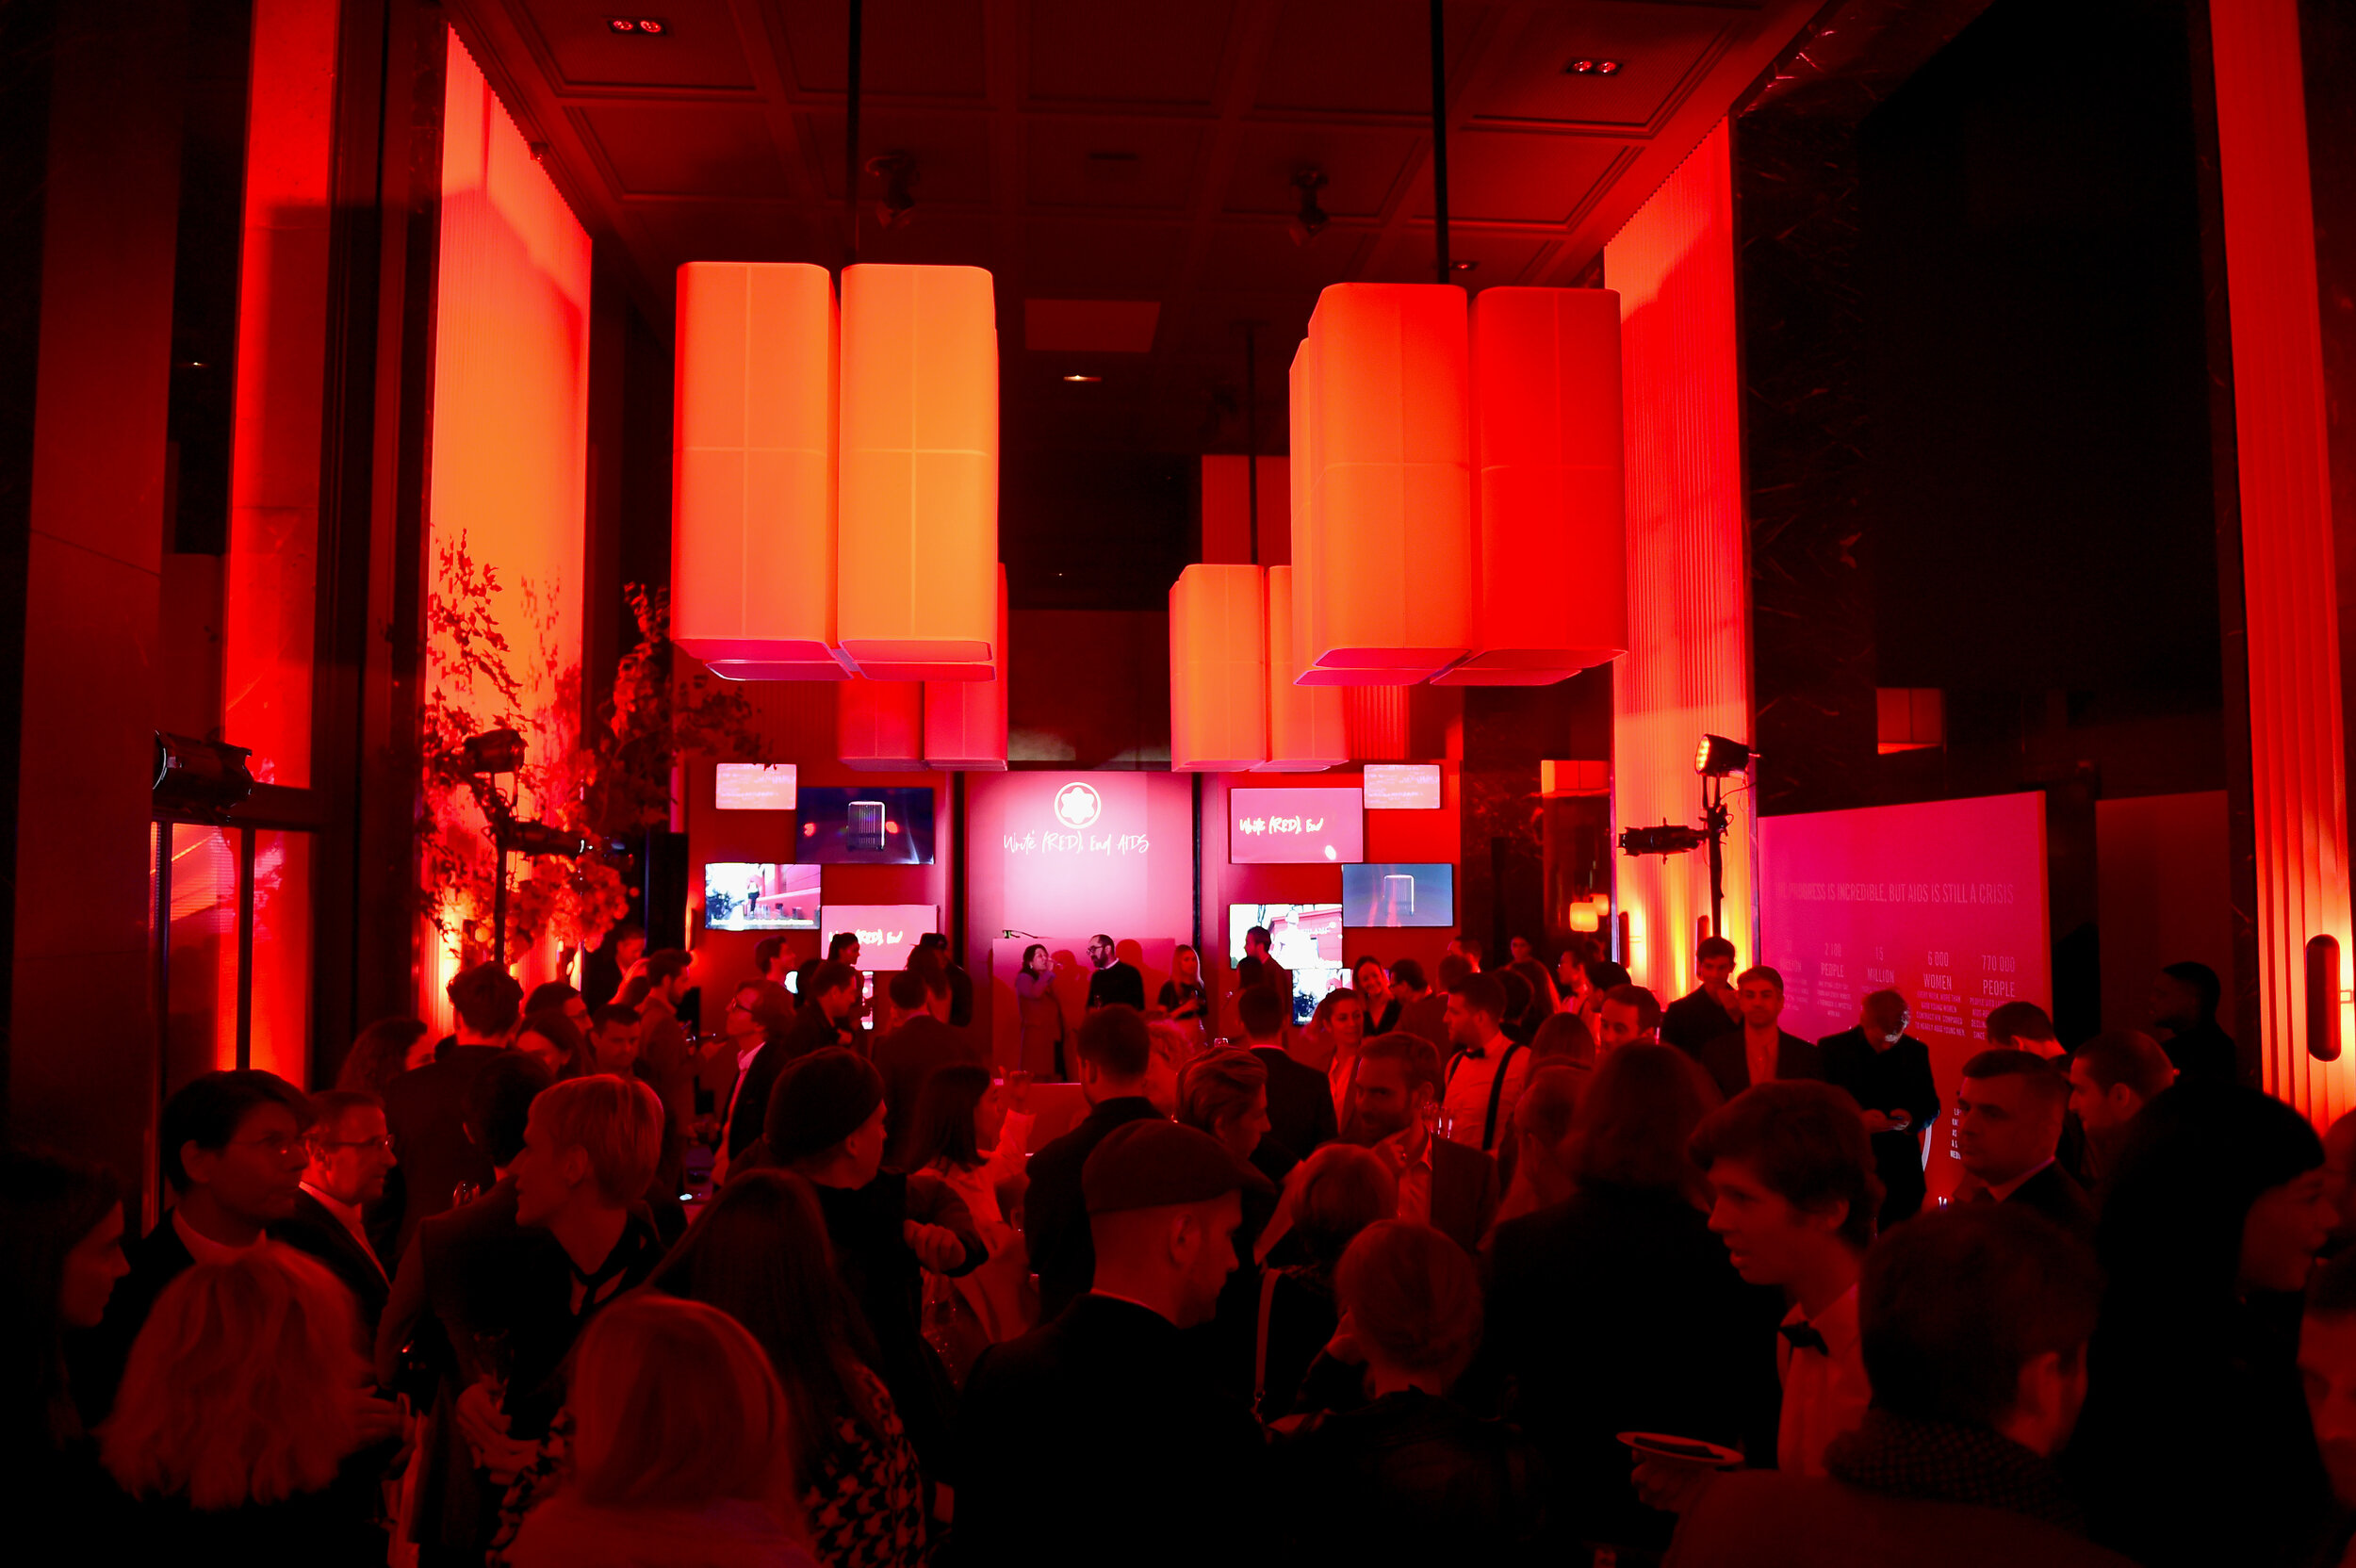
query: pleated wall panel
838 264 998 680
672 262 845 679
1170 564 1268 771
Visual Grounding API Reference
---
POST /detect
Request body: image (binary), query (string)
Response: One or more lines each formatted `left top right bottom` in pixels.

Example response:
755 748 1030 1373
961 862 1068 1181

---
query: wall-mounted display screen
1341 862 1455 927
1228 902 1347 1023
1228 787 1364 864
819 906 938 972
795 786 937 864
1362 763 1442 810
714 762 798 810
703 863 822 931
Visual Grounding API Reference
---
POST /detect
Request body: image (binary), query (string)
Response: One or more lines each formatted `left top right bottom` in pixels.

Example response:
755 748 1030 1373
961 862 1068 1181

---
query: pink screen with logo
816 906 937 971
1228 787 1365 864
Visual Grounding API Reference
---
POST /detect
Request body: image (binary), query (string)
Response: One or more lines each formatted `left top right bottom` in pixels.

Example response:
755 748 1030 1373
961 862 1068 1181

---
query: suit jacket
1086 961 1145 1012
1662 986 1741 1057
1254 1045 1338 1161
1475 1182 1786 1555
1430 1135 1501 1255
942 961 975 1028
1999 1161 2098 1242
380 1044 502 1260
1700 1028 1824 1102
1819 1028 1941 1228
722 1038 788 1163
636 995 695 1192
959 1295 1268 1568
1665 1470 2136 1568
2160 1019 2237 1088
275 1190 391 1339
1025 1095 1165 1321
70 1213 196 1426
876 1012 988 1165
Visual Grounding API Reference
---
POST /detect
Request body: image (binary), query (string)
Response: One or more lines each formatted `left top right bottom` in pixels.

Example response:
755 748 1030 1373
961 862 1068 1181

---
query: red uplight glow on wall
1605 121 1754 994
673 262 846 679
425 30 592 1023
837 264 999 680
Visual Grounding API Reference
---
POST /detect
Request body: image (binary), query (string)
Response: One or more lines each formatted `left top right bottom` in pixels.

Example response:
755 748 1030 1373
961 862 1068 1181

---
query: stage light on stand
154 732 254 823
461 728 526 775
1619 823 1704 857
1695 733 1753 777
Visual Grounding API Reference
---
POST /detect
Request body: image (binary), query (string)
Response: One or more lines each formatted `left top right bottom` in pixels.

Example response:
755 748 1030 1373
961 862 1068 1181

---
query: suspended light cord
1430 0 1450 284
1244 321 1260 565
845 0 863 265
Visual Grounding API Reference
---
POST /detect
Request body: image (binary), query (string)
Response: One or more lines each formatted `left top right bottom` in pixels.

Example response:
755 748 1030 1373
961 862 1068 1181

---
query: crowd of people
8 929 2356 1568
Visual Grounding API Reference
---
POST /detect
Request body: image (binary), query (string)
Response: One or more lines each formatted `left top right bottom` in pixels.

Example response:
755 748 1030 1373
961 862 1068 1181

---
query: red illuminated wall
2208 0 2353 1120
423 32 592 1024
1604 122 1756 1001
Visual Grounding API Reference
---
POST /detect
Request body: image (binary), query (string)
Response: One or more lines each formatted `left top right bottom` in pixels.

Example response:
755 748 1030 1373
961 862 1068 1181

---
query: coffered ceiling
447 0 1824 458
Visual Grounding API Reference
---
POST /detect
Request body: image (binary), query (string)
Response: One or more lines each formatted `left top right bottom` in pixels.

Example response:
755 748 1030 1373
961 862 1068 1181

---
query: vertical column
2209 0 2351 1119
11 0 187 1184
1604 121 1756 994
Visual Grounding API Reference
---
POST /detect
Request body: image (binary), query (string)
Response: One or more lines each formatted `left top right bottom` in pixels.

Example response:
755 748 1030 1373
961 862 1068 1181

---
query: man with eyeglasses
73 1068 309 1422
279 1087 399 1338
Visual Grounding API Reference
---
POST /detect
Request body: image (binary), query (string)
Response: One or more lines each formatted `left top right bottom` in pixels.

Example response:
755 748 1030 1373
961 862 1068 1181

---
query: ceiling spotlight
1695 734 1754 777
1452 259 1479 272
1619 824 1705 857
1565 57 1623 75
1061 374 1102 384
866 151 918 228
608 16 667 33
1289 167 1330 246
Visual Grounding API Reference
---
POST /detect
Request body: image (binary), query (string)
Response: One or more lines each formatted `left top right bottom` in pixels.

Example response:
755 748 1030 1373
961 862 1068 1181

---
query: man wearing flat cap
957 1119 1275 1566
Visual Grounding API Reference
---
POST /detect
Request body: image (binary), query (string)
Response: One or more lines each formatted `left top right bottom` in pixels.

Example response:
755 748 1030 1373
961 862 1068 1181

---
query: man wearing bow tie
1692 1081 1882 1477
1440 972 1530 1153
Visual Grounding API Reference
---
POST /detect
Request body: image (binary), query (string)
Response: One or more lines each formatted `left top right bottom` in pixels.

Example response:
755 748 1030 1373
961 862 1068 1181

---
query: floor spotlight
461 728 526 775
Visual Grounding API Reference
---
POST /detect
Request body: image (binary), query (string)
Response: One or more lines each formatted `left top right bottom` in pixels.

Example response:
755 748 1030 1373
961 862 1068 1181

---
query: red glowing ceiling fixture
1564 57 1621 74
1288 284 1474 685
837 678 924 773
838 263 999 680
1434 286 1628 685
1169 564 1269 772
607 17 666 34
1261 565 1347 770
670 262 849 681
924 566 1010 770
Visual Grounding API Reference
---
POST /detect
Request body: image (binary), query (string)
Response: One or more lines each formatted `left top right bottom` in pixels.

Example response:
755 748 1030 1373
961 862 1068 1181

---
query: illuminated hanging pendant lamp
1169 563 1269 772
1261 564 1348 770
924 565 1009 769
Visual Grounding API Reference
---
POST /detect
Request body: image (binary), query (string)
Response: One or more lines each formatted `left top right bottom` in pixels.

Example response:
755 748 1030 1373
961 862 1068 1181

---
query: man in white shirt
280 1088 398 1335
1441 972 1530 1153
1691 1080 1882 1476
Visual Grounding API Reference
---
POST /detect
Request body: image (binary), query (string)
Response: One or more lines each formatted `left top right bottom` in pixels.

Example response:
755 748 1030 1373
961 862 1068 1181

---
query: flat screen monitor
1228 786 1364 864
1362 763 1442 810
702 863 821 931
714 762 798 810
795 786 937 864
1341 862 1455 927
1228 902 1347 1024
819 906 937 972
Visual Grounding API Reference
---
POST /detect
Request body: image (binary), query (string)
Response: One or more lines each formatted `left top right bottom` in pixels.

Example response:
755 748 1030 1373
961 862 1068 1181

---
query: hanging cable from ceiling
1430 0 1450 284
845 0 863 265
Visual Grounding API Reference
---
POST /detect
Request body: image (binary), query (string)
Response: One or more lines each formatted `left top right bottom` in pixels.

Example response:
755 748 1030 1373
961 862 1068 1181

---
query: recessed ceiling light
1451 259 1479 272
1564 57 1622 75
1062 374 1102 384
608 16 666 34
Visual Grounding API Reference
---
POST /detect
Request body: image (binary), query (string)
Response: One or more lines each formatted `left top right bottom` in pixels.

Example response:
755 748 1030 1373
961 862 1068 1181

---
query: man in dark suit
1819 989 1941 1229
958 1119 1272 1568
875 965 988 1165
620 949 699 1198
1662 1206 2129 1568
1391 956 1450 1053
1953 1049 2096 1239
1084 932 1146 1012
1350 1030 1497 1253
714 979 803 1178
1700 965 1824 1102
1026 1006 1167 1320
2151 960 2238 1087
278 1088 398 1340
75 1070 309 1424
1661 934 1742 1058
381 959 521 1258
1238 981 1335 1159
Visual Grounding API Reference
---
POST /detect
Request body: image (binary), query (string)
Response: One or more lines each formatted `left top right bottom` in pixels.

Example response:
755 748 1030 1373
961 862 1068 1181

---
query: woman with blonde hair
505 1294 814 1568
100 1247 399 1551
